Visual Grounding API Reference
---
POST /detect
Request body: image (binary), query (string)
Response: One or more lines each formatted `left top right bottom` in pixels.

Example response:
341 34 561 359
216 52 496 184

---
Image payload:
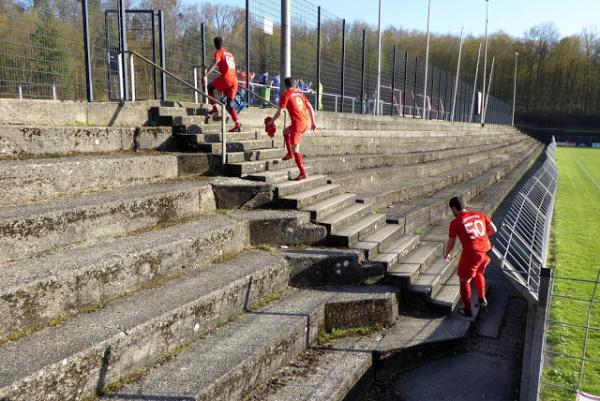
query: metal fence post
402 50 408 117
429 65 435 119
17 85 22 100
52 84 57 101
245 0 250 103
118 0 129 101
390 45 397 117
158 10 166 101
201 22 208 104
360 29 366 115
82 0 93 102
316 6 321 112
413 57 418 117
340 19 346 113
151 12 158 99
437 68 442 119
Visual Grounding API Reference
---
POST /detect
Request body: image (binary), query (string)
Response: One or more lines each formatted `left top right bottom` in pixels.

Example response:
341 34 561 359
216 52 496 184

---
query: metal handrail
125 50 227 165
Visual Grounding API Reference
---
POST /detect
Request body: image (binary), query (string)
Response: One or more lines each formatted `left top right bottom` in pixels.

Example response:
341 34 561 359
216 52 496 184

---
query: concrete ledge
0 216 249 340
0 154 180 206
0 251 286 401
210 177 274 209
0 180 216 264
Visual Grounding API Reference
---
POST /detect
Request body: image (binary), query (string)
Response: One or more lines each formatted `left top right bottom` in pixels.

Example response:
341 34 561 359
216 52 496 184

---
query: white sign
577 391 600 401
263 16 273 35
592 143 600 148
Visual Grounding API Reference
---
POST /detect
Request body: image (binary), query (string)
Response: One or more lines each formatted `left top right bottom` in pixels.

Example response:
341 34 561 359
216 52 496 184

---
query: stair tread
430 273 461 307
280 184 341 201
318 202 370 225
331 213 386 237
276 175 328 194
100 286 397 401
411 259 455 289
0 250 286 387
302 193 357 214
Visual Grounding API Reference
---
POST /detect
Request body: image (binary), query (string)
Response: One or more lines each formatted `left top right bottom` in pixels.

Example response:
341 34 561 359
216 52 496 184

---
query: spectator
271 73 281 105
259 72 271 107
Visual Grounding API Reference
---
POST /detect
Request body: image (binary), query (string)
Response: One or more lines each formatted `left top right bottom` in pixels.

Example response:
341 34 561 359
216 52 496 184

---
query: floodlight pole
512 52 519 126
469 43 482 122
481 0 489 126
281 0 291 88
422 0 432 119
375 0 383 115
451 27 464 122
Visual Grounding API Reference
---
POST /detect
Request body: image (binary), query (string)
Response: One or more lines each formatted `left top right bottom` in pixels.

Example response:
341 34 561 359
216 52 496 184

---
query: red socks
460 281 472 315
284 136 293 158
473 273 486 302
293 152 307 177
230 108 239 123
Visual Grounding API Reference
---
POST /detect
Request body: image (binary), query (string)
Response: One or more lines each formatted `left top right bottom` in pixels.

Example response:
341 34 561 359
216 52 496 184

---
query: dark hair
284 77 295 88
214 37 223 49
449 196 465 211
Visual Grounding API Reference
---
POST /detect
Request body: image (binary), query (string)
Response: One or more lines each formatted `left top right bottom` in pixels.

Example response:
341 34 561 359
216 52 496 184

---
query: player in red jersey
268 77 316 180
444 196 497 317
204 37 241 132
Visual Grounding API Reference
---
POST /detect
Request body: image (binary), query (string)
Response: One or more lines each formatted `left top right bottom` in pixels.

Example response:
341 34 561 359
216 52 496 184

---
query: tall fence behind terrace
0 0 513 124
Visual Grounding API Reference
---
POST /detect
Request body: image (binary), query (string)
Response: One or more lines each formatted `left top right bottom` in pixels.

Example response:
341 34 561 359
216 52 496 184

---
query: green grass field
542 148 600 400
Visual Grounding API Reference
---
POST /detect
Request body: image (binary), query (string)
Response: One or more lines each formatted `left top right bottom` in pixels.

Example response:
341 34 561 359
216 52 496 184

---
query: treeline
1 0 598 123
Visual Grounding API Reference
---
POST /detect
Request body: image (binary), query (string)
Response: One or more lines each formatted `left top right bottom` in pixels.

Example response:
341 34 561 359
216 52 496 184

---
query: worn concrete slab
0 215 248 340
0 251 287 401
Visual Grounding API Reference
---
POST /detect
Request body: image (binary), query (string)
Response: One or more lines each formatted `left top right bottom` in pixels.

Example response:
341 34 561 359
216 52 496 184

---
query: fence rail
0 0 513 124
492 138 558 300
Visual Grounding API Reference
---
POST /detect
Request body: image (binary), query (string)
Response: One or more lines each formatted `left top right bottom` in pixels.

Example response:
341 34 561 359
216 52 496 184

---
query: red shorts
285 124 307 145
210 77 238 101
457 251 491 280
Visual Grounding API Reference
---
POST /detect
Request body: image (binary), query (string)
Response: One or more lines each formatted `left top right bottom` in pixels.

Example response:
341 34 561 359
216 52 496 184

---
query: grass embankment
542 148 600 400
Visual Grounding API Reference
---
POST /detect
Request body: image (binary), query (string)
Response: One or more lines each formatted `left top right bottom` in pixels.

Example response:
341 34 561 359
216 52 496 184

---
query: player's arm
445 222 457 262
271 109 282 123
484 214 497 236
445 237 456 262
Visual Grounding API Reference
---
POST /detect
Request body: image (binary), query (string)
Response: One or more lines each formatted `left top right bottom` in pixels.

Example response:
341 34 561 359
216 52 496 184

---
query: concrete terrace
0 99 543 401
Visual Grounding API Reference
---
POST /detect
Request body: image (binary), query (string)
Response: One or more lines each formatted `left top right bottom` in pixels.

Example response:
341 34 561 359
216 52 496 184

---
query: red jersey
213 48 237 85
279 88 310 130
449 210 493 253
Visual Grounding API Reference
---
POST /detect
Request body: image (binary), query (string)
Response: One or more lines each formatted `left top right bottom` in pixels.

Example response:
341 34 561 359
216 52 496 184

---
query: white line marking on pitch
576 159 600 193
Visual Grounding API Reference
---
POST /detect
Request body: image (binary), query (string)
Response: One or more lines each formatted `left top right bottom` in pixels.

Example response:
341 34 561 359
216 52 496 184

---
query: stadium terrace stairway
0 101 543 401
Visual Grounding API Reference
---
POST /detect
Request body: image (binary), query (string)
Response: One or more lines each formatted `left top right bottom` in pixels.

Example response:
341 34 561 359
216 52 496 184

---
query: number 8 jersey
449 210 493 253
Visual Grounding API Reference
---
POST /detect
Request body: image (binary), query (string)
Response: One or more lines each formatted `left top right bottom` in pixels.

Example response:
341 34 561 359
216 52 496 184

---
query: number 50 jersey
449 210 493 253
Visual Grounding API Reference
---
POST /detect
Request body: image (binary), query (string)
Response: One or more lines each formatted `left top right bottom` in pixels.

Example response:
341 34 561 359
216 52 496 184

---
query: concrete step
199 138 275 153
245 166 316 184
226 147 286 164
0 215 248 341
0 154 181 206
317 202 373 233
353 223 405 260
154 106 207 117
178 130 258 142
429 272 461 314
98 286 399 401
0 250 288 401
227 156 293 176
408 258 457 301
0 180 216 265
276 175 330 197
302 193 357 221
329 213 387 247
370 234 421 268
254 336 378 401
279 184 343 209
385 242 444 287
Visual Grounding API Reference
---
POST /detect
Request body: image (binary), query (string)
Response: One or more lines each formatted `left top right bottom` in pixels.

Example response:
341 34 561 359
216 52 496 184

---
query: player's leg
291 132 307 180
457 253 477 317
207 78 224 117
225 84 241 132
473 253 491 307
282 127 293 161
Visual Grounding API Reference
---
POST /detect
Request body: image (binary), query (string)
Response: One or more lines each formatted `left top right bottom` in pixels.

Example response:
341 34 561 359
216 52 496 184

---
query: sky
186 0 600 38
314 0 599 38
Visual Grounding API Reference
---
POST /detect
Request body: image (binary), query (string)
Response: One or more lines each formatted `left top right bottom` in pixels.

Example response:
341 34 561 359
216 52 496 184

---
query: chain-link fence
0 0 513 124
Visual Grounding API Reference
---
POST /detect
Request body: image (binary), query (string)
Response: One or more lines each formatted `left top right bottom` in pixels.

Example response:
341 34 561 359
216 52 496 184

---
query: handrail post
130 53 136 101
118 53 124 101
221 104 227 167
193 67 199 104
